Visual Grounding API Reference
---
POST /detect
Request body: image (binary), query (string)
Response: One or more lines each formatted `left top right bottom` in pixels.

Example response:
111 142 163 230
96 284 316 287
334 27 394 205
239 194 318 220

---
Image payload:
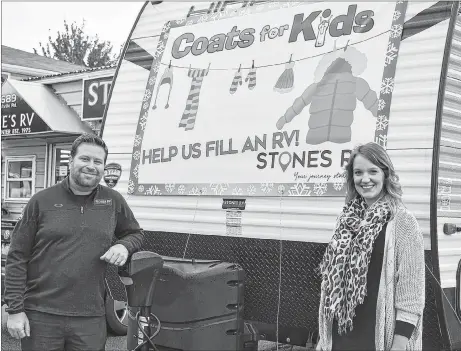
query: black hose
132 311 161 351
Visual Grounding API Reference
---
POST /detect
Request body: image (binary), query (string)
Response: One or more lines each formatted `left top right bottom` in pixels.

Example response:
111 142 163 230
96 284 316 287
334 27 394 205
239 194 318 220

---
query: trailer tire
105 297 128 336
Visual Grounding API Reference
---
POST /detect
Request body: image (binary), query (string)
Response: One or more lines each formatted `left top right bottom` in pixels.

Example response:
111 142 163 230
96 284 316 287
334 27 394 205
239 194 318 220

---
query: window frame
3 155 36 202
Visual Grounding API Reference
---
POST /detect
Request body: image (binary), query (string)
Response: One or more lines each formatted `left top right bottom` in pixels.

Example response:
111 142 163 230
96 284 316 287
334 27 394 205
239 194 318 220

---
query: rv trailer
101 1 461 349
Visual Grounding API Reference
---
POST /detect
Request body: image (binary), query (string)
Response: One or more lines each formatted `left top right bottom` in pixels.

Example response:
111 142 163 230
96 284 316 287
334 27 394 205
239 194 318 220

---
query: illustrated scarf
319 195 391 335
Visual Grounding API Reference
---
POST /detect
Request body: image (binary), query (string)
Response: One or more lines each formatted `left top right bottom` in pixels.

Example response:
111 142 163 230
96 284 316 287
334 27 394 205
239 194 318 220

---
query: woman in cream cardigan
316 142 425 351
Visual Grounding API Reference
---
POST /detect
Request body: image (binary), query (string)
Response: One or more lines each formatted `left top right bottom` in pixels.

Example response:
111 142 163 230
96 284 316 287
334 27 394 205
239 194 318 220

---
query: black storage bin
126 256 258 351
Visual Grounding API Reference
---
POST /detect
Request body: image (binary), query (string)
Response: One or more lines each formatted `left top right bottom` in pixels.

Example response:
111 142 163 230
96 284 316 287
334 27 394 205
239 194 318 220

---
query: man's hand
7 312 30 339
390 334 409 350
100 244 129 266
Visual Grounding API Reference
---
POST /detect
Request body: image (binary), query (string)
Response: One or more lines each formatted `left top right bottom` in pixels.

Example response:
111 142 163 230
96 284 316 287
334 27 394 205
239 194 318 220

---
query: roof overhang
2 63 59 78
1 79 93 138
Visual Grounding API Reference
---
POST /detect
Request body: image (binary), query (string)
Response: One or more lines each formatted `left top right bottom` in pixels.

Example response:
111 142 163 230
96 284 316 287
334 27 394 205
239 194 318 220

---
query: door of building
49 143 72 186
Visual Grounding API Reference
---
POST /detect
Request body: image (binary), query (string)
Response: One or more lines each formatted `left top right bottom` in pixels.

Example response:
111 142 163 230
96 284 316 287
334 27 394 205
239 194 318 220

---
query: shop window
4 156 36 200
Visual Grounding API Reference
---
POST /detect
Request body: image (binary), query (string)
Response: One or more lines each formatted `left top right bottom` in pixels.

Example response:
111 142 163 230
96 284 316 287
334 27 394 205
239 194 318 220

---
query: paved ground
1 331 127 351
2 333 309 351
2 306 310 351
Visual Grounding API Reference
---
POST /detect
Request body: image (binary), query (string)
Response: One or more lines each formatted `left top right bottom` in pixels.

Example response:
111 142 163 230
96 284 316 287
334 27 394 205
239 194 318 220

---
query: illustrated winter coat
277 57 379 145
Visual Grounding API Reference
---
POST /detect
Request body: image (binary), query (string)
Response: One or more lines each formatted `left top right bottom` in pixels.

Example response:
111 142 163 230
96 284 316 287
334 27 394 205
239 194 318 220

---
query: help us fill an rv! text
172 4 374 59
141 130 352 173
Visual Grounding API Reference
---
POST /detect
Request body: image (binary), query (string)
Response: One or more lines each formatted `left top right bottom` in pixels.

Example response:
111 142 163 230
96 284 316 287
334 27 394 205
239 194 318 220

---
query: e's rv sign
1 82 50 136
82 76 113 120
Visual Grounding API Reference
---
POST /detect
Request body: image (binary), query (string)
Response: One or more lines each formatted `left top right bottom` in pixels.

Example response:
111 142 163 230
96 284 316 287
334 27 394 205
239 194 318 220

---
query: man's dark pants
20 310 107 351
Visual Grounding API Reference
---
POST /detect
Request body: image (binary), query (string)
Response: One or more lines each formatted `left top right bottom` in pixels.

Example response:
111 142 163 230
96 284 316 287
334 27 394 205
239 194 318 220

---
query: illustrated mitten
229 65 242 94
245 61 257 90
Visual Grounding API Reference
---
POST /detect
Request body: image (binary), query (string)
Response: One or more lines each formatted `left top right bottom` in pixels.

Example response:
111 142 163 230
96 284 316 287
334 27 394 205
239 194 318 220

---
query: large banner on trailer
129 1 406 196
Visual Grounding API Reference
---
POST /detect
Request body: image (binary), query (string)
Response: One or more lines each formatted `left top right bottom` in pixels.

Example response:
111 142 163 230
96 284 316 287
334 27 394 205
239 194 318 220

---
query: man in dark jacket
4 133 145 351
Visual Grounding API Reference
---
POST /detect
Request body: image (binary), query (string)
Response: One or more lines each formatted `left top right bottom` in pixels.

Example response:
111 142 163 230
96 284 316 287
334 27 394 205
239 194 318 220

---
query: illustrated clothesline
155 27 397 71
149 23 403 132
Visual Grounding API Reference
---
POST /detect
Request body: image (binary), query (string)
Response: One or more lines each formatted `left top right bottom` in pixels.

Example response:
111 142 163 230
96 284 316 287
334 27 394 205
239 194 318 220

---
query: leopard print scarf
319 195 391 335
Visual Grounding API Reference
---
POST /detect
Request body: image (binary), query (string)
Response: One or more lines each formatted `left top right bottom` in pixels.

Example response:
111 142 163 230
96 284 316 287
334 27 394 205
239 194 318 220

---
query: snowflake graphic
209 12 220 21
201 187 208 195
397 0 404 4
260 183 274 194
152 62 161 74
133 135 142 147
376 115 389 131
132 164 139 179
143 89 152 102
140 122 147 131
378 99 386 111
153 186 162 195
281 2 291 8
148 76 156 86
375 134 388 148
390 24 403 39
153 45 164 59
144 186 154 195
288 184 312 196
333 181 345 191
133 151 141 161
247 185 256 196
314 183 328 196
176 18 186 25
138 185 145 193
277 185 286 194
186 20 194 26
165 184 176 193
269 1 280 8
157 41 165 53
162 22 171 33
178 185 186 195
393 10 401 21
143 102 150 110
380 78 395 94
163 32 169 40
210 183 229 195
140 112 148 124
232 187 243 196
385 42 398 67
128 180 135 194
189 187 201 195
197 14 209 23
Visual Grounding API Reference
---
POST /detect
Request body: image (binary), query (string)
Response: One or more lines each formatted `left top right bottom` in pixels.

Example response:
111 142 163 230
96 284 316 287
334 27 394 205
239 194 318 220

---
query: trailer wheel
105 297 128 336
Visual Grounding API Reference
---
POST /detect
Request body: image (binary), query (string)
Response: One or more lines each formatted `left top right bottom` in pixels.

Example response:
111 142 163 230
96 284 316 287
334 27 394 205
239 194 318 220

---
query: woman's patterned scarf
319 195 391 335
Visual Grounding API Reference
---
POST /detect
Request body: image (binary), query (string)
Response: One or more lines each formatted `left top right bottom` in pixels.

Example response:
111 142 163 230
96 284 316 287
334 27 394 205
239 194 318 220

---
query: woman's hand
390 334 409 350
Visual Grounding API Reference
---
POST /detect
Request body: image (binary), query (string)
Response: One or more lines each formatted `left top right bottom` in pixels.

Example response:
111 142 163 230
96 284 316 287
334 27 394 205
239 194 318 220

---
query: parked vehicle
66 1 461 349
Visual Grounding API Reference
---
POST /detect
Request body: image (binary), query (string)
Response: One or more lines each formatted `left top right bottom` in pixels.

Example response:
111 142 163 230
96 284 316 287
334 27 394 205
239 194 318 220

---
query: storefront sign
128 1 406 197
1 81 51 136
82 76 113 120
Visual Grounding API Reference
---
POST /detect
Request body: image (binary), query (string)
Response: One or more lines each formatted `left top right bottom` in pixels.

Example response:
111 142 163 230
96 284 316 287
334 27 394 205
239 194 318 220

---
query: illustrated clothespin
168 60 172 68
288 54 293 63
343 40 350 52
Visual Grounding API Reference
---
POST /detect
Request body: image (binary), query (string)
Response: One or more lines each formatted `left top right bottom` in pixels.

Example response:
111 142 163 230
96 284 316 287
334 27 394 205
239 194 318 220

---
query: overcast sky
1 2 144 54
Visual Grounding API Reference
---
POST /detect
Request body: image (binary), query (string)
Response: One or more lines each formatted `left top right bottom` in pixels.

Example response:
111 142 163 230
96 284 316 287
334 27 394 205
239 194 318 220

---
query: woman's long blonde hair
344 142 403 216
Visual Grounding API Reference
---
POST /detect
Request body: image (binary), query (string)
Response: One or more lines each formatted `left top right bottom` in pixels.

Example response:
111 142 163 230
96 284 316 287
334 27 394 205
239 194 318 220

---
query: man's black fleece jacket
4 177 144 316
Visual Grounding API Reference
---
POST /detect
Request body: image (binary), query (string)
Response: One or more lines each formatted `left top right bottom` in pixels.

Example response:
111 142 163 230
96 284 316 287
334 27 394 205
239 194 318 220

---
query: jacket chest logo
94 199 112 206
